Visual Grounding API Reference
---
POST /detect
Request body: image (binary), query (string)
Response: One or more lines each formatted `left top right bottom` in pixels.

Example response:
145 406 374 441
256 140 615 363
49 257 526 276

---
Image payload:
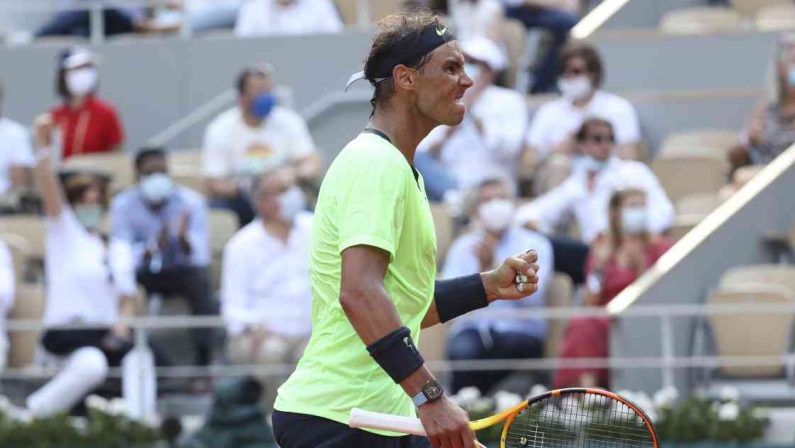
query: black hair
134 146 167 173
560 43 605 88
235 65 271 96
575 117 615 142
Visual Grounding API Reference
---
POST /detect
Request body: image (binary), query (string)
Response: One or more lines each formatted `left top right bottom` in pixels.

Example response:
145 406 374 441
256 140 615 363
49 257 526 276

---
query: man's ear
393 65 416 92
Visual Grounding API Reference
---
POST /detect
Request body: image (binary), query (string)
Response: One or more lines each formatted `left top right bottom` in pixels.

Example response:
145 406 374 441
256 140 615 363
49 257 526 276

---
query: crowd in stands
0 0 792 421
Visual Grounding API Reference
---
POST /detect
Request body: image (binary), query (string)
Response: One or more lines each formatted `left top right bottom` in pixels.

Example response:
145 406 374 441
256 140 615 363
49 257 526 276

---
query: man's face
477 182 509 208
413 42 473 126
241 74 273 113
562 55 592 83
582 123 615 161
137 155 168 181
256 170 294 221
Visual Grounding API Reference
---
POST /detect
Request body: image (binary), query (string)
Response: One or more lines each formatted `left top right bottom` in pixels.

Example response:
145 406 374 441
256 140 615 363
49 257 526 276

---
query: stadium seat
755 3 795 30
705 284 795 378
658 129 738 160
61 152 134 193
430 203 454 268
730 0 792 17
652 156 727 203
502 17 528 90
172 172 205 193
544 273 574 358
659 7 742 34
0 215 46 263
7 284 45 368
334 0 403 26
168 149 202 173
676 192 722 216
719 264 795 294
2 234 31 285
208 209 238 291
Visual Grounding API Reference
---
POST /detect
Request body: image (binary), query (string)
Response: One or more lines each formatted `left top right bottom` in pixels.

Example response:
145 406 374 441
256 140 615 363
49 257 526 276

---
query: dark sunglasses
584 134 614 144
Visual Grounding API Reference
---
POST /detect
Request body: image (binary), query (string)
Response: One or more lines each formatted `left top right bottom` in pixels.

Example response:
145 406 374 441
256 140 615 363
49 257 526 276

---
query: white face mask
277 186 305 223
581 155 608 173
74 204 103 230
65 67 98 97
477 199 515 233
463 63 481 82
621 206 648 235
140 173 174 204
557 75 592 101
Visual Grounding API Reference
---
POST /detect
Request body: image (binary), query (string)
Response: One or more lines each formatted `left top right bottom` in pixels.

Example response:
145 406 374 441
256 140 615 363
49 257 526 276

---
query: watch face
424 381 444 400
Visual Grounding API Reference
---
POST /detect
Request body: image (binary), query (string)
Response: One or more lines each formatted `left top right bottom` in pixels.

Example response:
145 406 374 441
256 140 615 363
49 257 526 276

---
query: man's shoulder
227 221 262 251
207 107 240 132
333 134 407 172
593 90 634 113
87 97 119 115
174 185 206 206
0 117 27 136
111 187 139 210
510 226 552 249
533 96 569 121
270 106 305 123
483 85 525 105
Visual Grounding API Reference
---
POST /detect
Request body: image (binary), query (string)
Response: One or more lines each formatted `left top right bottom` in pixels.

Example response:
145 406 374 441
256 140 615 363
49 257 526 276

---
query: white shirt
221 213 313 337
43 210 136 327
516 157 675 243
235 0 343 37
449 0 504 42
0 117 34 194
0 240 15 344
527 90 640 158
202 106 316 179
418 85 528 189
442 226 553 339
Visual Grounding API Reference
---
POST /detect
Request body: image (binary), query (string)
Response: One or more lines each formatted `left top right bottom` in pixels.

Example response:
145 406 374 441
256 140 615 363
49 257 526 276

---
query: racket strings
505 392 655 447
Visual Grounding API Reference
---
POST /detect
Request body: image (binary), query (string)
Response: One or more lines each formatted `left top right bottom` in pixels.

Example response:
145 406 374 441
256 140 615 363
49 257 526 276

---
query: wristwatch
412 380 444 407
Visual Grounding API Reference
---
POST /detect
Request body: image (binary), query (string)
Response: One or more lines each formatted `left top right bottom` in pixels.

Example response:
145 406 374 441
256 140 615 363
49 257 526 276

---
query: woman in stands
730 34 795 174
49 47 124 161
24 113 145 417
552 188 673 389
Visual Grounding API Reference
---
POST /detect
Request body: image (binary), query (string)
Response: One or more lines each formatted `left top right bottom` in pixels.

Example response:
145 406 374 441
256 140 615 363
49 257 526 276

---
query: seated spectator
447 0 506 43
730 34 795 174
203 65 319 226
524 43 641 192
110 148 215 367
50 48 124 160
235 0 343 37
416 36 527 201
516 118 673 284
502 0 580 93
444 177 553 394
163 0 243 33
26 114 153 417
36 0 143 38
553 188 673 388
0 239 14 372
0 81 34 200
221 167 312 406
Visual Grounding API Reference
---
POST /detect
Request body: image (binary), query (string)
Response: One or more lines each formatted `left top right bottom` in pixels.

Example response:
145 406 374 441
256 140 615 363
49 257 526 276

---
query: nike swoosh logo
435 26 447 37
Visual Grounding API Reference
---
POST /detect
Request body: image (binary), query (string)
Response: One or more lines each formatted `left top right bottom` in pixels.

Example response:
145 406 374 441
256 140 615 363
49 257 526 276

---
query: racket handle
349 408 427 436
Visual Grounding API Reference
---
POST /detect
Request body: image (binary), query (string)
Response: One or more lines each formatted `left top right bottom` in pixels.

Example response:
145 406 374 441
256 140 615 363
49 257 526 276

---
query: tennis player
272 10 540 448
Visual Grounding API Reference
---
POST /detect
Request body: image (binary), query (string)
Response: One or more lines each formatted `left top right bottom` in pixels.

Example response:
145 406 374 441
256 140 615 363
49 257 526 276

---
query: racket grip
349 408 427 436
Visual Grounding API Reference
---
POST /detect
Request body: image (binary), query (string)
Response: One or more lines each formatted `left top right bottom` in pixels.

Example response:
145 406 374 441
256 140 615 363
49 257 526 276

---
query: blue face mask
787 65 795 87
250 93 276 119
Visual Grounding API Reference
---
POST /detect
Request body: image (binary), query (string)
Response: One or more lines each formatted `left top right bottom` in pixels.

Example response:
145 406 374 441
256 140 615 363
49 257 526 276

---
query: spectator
36 0 142 38
26 114 153 417
50 48 124 160
447 0 506 43
221 167 312 406
111 148 215 367
416 36 528 201
0 81 34 198
443 177 553 394
235 0 343 37
202 65 319 226
0 240 14 372
516 118 673 284
524 42 641 189
730 34 795 174
553 188 673 388
502 0 579 93
169 0 243 32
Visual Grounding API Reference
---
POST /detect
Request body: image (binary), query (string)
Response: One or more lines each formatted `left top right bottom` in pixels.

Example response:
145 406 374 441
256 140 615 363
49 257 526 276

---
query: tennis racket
350 387 659 447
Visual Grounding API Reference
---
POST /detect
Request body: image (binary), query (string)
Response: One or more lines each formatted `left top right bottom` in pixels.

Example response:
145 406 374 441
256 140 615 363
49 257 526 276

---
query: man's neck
369 103 438 165
572 90 596 108
241 108 264 128
263 218 291 242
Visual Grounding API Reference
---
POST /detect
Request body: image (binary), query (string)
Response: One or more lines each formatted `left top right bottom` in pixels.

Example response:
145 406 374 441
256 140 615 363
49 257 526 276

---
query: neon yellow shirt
274 132 437 434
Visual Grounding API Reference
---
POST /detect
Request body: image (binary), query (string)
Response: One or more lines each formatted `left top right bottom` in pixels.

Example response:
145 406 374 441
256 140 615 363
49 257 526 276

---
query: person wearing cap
273 10 540 448
49 47 125 160
202 64 319 227
415 35 528 202
235 0 343 38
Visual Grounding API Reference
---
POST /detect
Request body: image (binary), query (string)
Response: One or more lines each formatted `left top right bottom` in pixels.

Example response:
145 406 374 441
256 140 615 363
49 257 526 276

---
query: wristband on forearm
366 326 424 384
434 273 489 323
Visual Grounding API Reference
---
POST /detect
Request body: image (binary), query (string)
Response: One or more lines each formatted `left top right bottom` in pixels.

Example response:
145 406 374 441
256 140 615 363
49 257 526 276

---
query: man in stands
516 118 673 284
443 176 553 394
235 0 343 37
221 166 312 407
111 147 216 367
0 81 34 207
416 36 528 201
202 64 320 226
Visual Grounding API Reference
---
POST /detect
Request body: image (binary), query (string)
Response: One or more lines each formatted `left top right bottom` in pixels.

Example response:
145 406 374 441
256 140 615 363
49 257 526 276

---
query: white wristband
35 147 53 162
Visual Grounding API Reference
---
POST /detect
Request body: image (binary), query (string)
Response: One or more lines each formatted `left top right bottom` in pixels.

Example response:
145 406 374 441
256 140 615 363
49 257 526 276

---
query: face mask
621 206 648 235
140 173 174 204
277 186 305 222
581 155 608 173
557 75 592 101
66 67 98 97
250 93 277 119
74 204 103 230
464 63 481 82
477 199 515 233
787 65 795 87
